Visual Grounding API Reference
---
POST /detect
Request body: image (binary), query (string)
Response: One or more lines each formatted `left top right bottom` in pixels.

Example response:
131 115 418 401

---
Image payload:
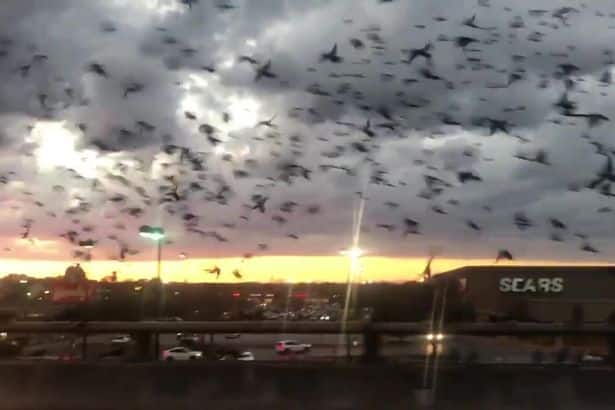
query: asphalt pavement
11 332 577 363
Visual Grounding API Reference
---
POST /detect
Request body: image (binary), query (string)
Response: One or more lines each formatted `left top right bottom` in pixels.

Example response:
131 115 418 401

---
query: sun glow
341 246 364 260
30 121 101 179
227 96 260 130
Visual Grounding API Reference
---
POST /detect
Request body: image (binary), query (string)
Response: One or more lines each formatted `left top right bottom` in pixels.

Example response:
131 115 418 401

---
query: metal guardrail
2 321 615 335
1 321 363 334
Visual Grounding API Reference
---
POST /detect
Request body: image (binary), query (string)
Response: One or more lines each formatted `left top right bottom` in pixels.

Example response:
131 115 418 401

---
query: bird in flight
181 0 197 9
587 154 615 189
462 14 492 30
454 36 479 52
320 44 343 63
21 219 33 239
495 249 513 263
581 243 599 253
256 115 277 128
563 112 610 128
466 220 481 231
238 55 259 65
205 266 221 279
404 43 433 65
123 82 144 98
251 194 268 213
254 60 277 81
86 62 109 77
458 171 482 183
402 218 420 236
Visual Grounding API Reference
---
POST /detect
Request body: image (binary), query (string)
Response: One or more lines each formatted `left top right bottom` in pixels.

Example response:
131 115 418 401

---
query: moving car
176 333 201 343
158 316 183 322
162 346 203 361
582 353 604 362
220 351 255 361
263 311 281 320
111 335 131 344
237 351 255 361
275 340 312 354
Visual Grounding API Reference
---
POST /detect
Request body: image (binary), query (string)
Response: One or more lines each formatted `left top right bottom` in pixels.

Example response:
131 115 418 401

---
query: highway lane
11 332 574 363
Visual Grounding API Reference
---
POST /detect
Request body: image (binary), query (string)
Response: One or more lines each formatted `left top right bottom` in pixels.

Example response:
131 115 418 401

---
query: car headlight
426 333 444 342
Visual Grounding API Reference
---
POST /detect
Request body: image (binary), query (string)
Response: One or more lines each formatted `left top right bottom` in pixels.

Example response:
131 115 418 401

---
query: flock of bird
2 0 615 280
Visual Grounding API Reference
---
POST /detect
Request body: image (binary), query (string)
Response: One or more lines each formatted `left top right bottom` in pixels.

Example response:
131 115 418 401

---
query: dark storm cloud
2 0 615 265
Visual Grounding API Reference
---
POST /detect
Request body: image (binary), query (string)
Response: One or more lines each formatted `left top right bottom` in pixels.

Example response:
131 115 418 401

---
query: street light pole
340 247 363 361
156 239 162 282
156 238 163 320
138 225 165 361
77 239 96 361
139 225 166 320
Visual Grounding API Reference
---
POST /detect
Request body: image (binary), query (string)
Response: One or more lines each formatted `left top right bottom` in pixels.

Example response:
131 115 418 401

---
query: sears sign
499 277 564 293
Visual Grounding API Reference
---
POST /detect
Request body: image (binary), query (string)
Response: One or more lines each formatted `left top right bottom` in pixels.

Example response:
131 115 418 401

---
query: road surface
10 331 581 363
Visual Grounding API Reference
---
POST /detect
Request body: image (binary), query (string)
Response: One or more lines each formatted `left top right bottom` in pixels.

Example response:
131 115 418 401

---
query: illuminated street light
139 226 165 243
138 225 165 282
339 246 365 360
78 239 96 249
79 239 96 263
139 225 166 321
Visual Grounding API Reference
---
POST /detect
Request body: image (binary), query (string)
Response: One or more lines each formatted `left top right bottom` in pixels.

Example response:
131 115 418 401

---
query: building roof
438 265 615 278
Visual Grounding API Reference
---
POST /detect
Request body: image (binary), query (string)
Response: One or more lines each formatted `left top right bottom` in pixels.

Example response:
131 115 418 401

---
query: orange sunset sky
1 256 610 283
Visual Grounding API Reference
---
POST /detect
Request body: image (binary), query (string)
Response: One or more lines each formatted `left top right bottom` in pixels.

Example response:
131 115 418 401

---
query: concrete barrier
0 362 615 409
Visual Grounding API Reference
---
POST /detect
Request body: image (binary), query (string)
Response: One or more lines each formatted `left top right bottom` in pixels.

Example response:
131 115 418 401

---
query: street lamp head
148 231 166 241
78 239 96 249
139 225 165 241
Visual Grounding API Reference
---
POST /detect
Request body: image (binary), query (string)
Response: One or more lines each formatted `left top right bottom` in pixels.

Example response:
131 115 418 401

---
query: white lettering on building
499 277 564 293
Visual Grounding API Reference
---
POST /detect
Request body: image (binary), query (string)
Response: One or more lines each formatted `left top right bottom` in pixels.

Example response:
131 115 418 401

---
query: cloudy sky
2 0 615 282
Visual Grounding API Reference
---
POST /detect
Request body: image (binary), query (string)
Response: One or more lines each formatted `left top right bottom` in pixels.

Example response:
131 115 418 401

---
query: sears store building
438 266 615 323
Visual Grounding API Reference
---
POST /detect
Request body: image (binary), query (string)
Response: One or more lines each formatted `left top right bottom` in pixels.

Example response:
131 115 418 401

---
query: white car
582 353 604 362
263 311 281 320
111 335 131 344
162 346 203 361
220 351 255 361
237 351 255 361
275 340 312 354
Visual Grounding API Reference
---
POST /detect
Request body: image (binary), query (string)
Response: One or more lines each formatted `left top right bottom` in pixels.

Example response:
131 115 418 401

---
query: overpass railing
3 321 615 335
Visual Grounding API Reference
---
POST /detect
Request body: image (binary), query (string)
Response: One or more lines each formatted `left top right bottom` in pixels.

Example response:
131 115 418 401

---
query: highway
13 332 581 364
